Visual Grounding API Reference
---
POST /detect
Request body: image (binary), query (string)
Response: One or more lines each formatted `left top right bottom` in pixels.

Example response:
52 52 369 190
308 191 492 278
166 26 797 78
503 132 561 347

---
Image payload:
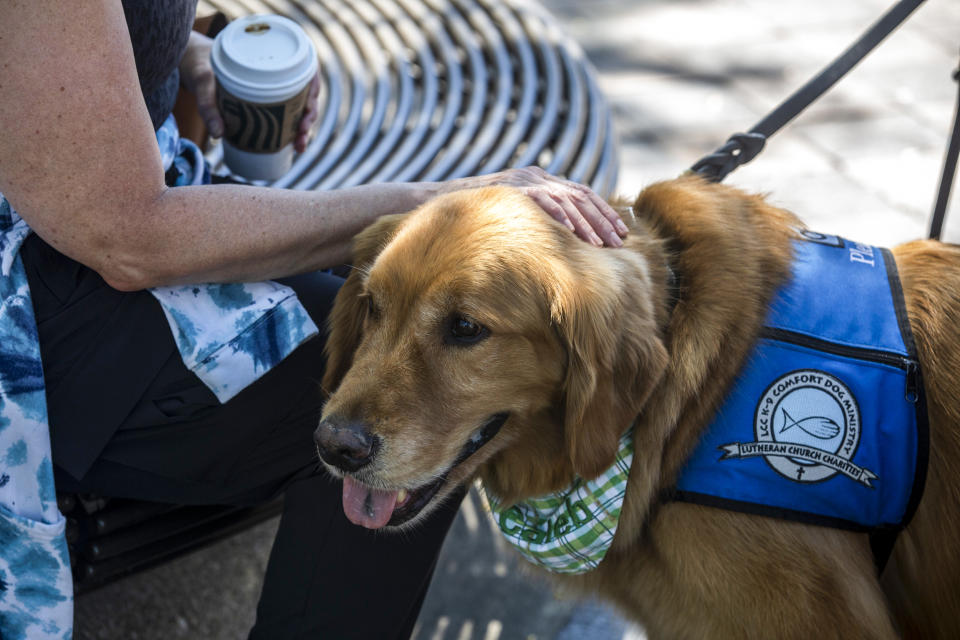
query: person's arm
0 1 624 293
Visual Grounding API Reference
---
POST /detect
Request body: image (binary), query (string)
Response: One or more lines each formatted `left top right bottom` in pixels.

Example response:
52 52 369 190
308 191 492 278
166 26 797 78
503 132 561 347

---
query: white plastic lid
211 15 318 103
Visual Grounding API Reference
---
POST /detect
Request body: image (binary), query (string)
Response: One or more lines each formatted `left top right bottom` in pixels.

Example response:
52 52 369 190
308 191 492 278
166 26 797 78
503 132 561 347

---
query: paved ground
75 0 959 638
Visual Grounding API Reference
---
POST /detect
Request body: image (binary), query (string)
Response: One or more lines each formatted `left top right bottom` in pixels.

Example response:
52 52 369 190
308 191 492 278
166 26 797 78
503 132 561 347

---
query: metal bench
64 0 620 593
203 0 618 193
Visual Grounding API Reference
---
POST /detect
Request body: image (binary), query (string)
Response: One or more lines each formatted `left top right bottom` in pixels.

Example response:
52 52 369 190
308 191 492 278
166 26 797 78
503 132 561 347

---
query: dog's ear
322 213 408 394
553 253 669 479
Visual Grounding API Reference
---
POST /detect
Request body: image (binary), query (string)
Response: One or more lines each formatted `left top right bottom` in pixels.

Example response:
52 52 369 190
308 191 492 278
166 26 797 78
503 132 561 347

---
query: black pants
20 234 462 639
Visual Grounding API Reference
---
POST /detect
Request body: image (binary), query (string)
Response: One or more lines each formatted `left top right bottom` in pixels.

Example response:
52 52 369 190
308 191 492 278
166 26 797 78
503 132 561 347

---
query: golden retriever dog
315 175 960 638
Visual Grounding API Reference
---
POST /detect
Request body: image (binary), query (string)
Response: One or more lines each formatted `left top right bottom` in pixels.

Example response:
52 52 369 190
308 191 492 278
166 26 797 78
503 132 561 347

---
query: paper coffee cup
211 15 318 181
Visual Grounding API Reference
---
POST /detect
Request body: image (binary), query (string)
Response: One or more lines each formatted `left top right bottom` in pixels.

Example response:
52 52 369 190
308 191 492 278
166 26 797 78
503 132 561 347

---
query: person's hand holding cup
207 15 319 181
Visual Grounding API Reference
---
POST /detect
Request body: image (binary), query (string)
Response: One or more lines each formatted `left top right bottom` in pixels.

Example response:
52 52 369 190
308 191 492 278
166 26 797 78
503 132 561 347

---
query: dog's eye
365 296 380 321
446 314 489 345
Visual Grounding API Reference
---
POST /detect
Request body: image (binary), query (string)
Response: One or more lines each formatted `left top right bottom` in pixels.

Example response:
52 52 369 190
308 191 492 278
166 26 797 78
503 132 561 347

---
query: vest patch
723 368 875 487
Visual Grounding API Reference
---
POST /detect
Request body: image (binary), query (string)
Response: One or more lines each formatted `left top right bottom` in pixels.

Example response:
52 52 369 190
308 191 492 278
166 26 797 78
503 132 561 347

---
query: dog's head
316 186 668 529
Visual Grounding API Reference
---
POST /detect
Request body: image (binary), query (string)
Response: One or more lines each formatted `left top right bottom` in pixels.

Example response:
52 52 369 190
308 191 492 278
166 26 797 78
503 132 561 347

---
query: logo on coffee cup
217 83 309 155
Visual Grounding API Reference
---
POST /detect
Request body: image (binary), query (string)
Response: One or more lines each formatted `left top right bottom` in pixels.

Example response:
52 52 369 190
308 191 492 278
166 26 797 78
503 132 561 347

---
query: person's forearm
101 180 440 291
1 1 625 297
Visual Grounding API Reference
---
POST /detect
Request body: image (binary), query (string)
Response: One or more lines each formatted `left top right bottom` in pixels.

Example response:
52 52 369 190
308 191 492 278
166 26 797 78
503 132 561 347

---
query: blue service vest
674 231 928 537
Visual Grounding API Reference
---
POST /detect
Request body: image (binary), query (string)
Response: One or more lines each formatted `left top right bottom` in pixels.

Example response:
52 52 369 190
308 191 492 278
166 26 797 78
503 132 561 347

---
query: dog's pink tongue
342 476 398 529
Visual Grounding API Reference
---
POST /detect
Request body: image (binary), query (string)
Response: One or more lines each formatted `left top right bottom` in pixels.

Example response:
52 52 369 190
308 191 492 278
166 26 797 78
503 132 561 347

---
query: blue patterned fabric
149 116 317 403
0 198 73 640
0 115 317 638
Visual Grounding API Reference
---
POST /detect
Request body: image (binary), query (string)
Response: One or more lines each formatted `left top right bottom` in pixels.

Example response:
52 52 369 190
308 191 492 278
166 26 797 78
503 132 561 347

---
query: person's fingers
294 100 319 151
566 190 622 247
295 74 321 152
528 187 602 246
579 183 628 236
294 132 309 153
308 72 321 103
294 119 311 152
193 68 224 138
541 174 625 237
519 168 623 246
525 190 576 233
298 78 320 136
441 166 626 246
552 193 604 246
298 106 318 135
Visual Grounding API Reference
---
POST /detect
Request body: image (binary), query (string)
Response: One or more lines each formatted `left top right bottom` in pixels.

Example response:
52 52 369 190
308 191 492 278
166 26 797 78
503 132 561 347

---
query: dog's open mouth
340 412 508 529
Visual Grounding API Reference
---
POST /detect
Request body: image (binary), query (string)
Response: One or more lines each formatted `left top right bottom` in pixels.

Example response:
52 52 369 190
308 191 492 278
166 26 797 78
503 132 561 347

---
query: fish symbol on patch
779 409 840 439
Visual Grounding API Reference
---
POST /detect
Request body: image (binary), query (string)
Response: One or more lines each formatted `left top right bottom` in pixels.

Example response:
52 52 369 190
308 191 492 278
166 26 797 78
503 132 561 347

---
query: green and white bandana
482 429 634 574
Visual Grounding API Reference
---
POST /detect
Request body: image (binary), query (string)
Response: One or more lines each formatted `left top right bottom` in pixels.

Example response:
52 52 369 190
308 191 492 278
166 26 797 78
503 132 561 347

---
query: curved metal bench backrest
199 0 619 196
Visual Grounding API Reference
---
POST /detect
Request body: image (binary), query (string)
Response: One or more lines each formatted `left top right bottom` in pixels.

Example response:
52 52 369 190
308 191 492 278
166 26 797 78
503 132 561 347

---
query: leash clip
691 132 767 183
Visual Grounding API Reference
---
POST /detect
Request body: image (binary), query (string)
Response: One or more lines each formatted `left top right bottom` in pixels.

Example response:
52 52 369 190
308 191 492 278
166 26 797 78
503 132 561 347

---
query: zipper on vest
904 361 920 403
761 327 920 403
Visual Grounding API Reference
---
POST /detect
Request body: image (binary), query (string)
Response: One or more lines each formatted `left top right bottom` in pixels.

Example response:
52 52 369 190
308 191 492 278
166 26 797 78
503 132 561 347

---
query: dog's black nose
314 416 379 472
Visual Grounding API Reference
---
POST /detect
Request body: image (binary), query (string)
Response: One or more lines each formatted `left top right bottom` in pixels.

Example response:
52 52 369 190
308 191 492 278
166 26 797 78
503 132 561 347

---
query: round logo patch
756 370 859 482
719 369 877 487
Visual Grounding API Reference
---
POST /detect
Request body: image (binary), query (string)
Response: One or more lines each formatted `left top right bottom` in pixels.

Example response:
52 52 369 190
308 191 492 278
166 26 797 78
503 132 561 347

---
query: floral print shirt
0 117 317 639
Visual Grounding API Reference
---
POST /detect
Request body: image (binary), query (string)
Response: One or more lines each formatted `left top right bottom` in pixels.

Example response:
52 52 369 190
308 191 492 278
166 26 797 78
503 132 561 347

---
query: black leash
691 0 926 183
929 53 960 240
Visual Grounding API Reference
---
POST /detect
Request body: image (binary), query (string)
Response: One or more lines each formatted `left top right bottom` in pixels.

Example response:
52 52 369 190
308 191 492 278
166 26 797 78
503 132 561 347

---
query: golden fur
320 175 960 638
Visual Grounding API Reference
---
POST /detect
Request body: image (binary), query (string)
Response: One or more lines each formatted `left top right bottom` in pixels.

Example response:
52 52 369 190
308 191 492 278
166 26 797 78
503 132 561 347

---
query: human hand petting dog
442 166 628 247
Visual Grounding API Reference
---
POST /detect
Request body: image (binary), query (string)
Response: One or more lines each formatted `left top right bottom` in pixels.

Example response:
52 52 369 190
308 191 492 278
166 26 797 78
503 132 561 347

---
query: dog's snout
314 416 379 472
